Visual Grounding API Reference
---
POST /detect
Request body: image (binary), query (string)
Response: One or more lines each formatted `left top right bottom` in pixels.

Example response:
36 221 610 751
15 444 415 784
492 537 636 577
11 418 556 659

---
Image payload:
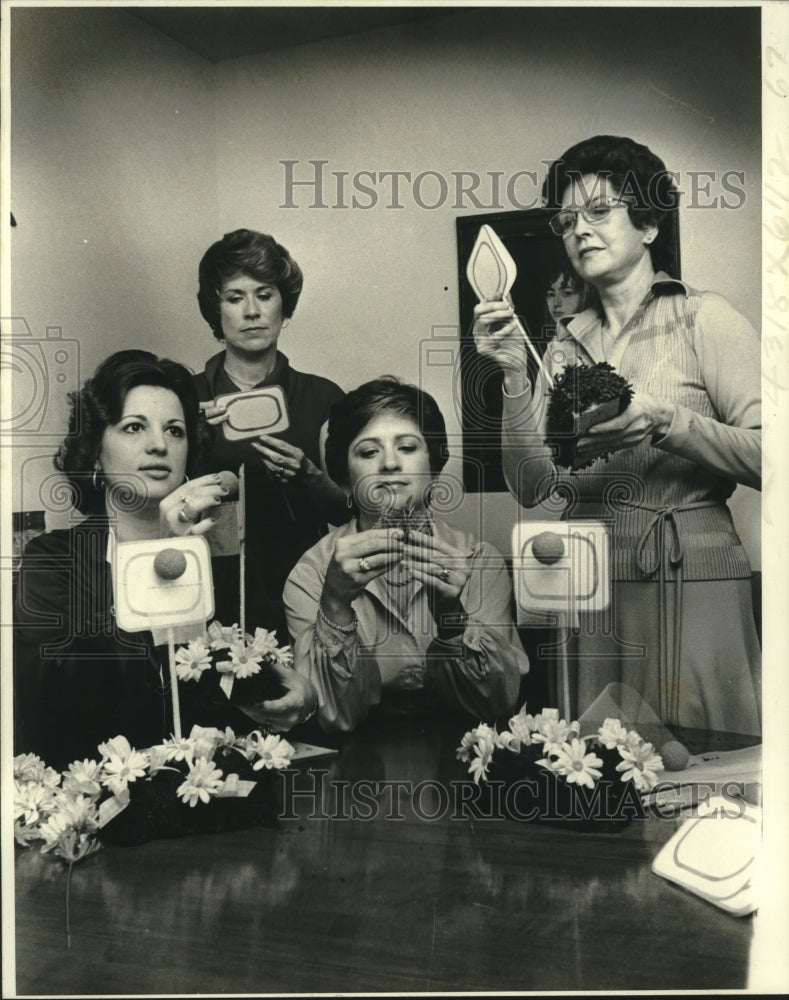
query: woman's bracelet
436 610 469 641
502 369 532 398
318 603 358 635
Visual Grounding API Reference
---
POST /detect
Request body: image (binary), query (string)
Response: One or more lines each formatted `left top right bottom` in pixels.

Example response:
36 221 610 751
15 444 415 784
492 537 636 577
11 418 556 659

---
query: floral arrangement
545 361 634 470
458 706 664 827
14 725 295 863
174 620 293 701
13 598 302 952
13 614 300 864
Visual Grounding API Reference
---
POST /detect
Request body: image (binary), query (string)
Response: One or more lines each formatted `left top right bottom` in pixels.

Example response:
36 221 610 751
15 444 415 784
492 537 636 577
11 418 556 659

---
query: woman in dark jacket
194 229 349 642
14 350 317 770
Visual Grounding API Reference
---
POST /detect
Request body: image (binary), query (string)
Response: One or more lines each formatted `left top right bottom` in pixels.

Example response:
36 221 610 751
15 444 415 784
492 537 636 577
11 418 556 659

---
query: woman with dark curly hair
52 349 216 528
14 350 317 768
474 135 761 746
283 377 527 733
193 229 348 642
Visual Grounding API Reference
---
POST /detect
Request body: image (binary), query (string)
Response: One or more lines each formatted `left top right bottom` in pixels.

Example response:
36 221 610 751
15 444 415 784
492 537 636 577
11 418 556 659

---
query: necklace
223 363 267 391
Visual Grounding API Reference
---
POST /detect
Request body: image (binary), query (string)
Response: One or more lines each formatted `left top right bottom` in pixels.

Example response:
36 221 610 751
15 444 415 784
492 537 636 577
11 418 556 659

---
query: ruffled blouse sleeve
283 529 527 732
283 537 382 732
422 539 526 720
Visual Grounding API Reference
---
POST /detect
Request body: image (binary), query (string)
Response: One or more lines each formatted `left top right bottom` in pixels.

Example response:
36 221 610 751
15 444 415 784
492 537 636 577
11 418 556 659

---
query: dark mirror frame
456 208 681 493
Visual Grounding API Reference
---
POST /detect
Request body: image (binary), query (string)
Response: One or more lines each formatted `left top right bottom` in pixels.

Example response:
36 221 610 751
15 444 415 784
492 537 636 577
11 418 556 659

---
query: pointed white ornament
467 224 554 388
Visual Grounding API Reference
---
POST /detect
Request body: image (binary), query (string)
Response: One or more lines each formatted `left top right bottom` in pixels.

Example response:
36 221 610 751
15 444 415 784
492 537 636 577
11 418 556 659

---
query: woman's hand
251 434 317 485
158 473 229 537
473 298 531 392
199 401 229 427
404 529 472 622
576 392 674 461
320 528 405 623
235 663 319 732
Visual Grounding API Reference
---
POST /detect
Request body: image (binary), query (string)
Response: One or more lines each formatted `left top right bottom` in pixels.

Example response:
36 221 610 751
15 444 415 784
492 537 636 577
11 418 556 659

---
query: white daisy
616 741 664 792
597 717 632 750
176 757 224 807
174 638 213 681
249 733 294 771
549 738 604 790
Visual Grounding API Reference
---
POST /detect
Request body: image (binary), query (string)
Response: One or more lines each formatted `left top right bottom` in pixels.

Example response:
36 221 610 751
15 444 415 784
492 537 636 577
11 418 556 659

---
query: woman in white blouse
474 134 761 742
283 377 528 732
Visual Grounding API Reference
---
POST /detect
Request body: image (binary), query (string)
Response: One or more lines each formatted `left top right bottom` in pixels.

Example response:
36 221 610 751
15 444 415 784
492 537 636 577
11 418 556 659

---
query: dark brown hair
197 228 304 339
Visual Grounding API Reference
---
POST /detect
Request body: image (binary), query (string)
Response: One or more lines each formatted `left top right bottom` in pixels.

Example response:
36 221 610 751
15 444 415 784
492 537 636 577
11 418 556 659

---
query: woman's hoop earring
92 468 103 491
183 475 190 483
346 493 354 510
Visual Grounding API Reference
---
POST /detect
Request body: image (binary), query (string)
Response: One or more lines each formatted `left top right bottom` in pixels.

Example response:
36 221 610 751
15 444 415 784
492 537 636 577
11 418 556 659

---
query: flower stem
65 860 73 950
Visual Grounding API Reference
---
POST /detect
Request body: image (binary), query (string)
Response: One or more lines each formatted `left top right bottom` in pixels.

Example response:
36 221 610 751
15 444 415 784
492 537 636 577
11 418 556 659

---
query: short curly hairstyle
542 135 679 273
197 228 304 340
54 350 207 515
325 377 448 487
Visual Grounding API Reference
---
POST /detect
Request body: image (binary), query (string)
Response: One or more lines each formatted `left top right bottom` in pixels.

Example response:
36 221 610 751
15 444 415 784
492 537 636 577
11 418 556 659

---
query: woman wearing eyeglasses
473 135 761 747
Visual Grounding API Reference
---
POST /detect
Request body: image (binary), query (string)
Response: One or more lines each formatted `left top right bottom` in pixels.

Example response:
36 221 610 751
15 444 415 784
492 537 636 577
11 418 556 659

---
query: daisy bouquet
457 706 664 828
174 620 293 706
14 618 297 859
14 724 295 861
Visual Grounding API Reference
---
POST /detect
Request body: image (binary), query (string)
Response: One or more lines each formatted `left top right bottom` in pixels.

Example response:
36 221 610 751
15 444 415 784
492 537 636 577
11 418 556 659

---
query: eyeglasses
549 198 633 237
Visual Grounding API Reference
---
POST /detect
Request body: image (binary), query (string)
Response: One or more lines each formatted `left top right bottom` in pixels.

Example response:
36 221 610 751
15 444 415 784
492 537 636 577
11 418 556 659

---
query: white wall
8 6 217 513
7 6 762 566
209 7 762 563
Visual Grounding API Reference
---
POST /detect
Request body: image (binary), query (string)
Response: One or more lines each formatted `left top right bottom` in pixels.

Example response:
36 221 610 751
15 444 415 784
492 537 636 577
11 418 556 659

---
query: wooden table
12 716 753 995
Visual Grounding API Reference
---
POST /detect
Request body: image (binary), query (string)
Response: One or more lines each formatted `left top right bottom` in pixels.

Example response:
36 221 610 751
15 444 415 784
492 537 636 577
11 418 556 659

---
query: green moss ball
531 531 565 565
660 739 690 771
153 547 187 581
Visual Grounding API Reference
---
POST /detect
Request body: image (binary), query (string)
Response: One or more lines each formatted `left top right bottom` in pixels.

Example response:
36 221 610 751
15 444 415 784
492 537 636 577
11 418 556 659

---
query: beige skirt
556 576 761 743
